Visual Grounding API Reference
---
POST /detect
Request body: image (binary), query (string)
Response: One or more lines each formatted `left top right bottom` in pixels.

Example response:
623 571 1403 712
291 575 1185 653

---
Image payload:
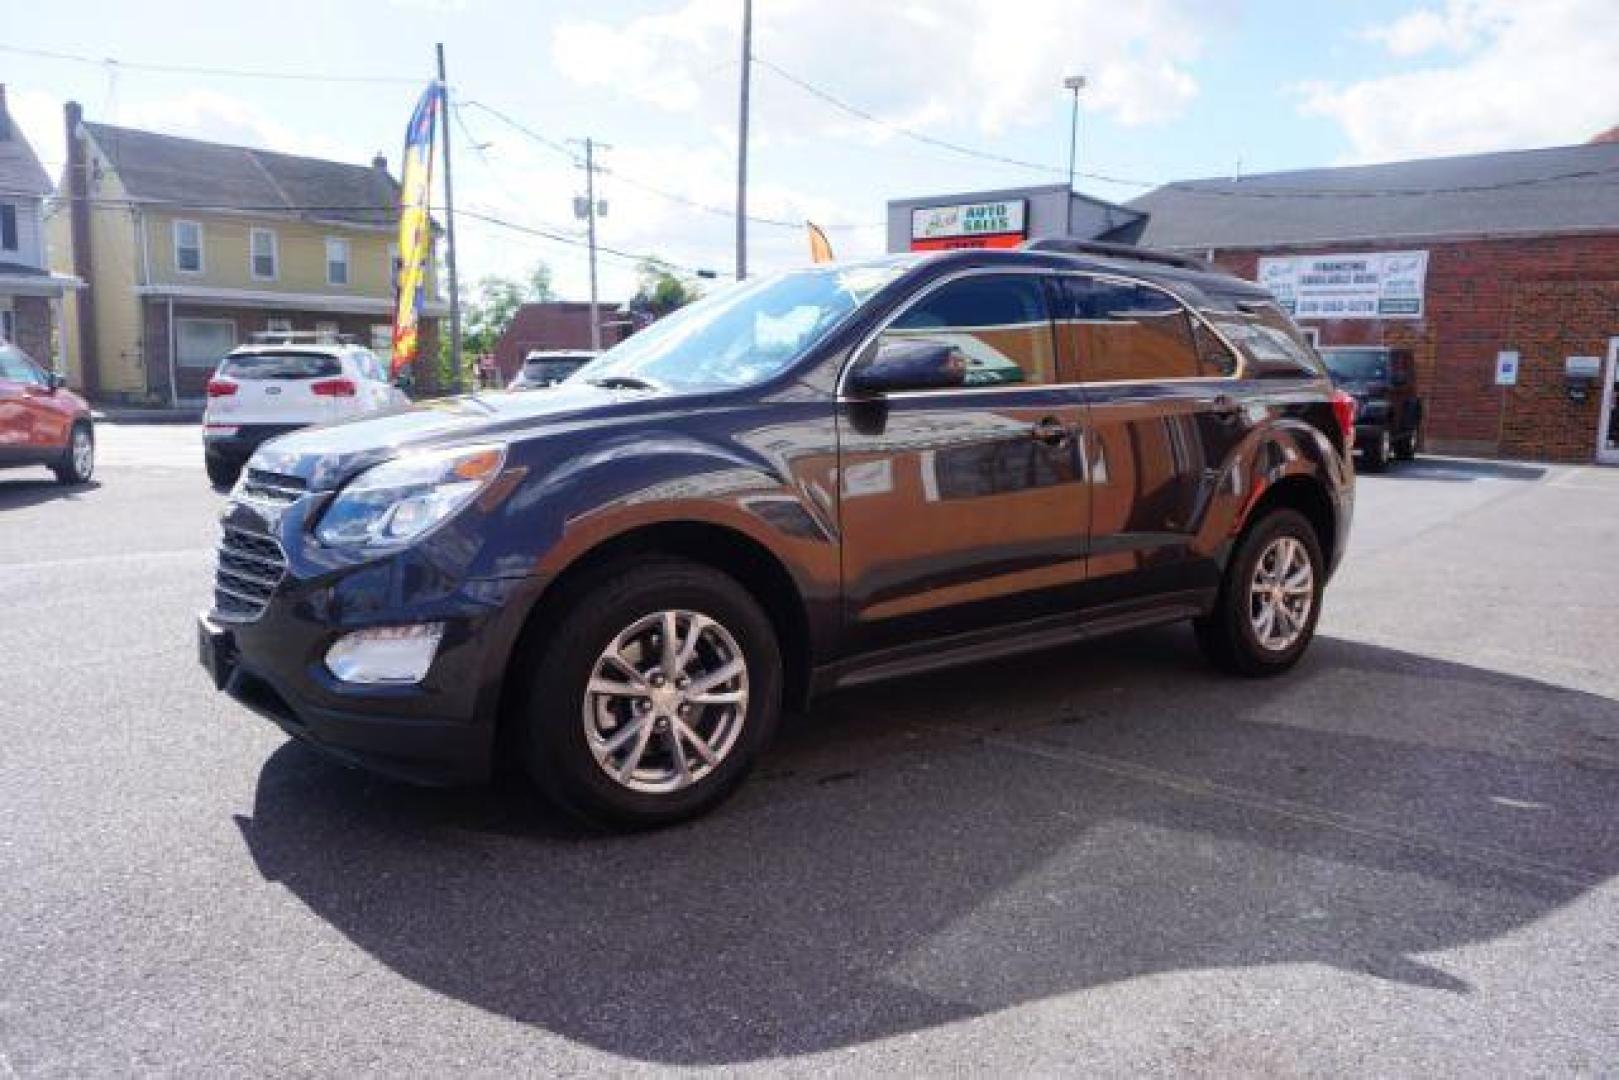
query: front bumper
199 613 494 783
199 486 544 785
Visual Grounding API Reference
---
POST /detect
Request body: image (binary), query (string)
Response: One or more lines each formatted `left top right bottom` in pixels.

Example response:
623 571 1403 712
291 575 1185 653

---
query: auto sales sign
1258 250 1428 319
910 199 1027 251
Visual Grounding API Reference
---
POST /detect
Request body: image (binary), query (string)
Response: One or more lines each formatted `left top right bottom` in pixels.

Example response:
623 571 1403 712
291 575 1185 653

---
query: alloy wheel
582 609 749 794
1248 536 1314 652
72 427 94 479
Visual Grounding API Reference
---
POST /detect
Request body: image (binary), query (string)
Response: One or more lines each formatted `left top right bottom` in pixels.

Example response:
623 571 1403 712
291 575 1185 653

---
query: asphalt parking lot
2 423 1616 1075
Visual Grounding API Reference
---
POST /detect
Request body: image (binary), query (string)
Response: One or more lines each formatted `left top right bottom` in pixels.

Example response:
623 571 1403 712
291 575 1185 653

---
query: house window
372 324 392 353
265 317 293 335
326 238 350 285
250 228 278 280
0 204 16 251
174 220 204 273
1298 326 1321 347
315 320 340 342
175 318 236 368
0 310 14 343
389 244 401 292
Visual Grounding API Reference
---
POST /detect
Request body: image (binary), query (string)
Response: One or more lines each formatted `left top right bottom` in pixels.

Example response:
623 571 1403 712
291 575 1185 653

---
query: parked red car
0 343 95 485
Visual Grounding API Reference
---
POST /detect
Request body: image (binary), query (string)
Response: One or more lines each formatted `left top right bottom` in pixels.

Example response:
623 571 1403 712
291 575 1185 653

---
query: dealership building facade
887 137 1619 463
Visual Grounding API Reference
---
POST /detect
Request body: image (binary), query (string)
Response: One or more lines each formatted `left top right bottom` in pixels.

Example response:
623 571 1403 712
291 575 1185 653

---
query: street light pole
1063 74 1086 235
735 0 752 280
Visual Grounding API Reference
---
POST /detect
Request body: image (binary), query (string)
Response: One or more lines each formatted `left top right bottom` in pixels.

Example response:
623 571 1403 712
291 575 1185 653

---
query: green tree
435 261 554 390
632 257 702 318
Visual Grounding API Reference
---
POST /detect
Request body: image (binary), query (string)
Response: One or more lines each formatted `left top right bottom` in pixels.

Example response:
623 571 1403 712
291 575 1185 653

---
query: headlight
315 444 506 548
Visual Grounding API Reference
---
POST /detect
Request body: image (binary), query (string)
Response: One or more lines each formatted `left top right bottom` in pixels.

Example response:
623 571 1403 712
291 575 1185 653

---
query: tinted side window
1061 279 1203 382
883 275 1055 387
220 352 344 380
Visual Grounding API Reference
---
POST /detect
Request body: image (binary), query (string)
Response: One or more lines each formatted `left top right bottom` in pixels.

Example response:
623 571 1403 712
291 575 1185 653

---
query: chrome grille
239 468 307 507
213 524 287 622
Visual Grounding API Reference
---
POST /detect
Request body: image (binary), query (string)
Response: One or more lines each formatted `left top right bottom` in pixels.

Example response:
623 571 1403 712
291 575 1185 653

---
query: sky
4 0 1617 301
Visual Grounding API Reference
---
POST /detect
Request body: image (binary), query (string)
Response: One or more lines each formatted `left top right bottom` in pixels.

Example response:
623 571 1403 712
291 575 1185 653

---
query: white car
202 340 407 487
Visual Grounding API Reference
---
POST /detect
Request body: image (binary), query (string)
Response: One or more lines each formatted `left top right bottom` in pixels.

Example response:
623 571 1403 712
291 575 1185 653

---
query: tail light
1329 389 1357 453
310 378 357 397
206 378 238 397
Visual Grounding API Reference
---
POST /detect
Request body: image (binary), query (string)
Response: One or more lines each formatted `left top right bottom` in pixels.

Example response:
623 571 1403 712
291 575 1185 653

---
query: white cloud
552 0 1206 137
1306 0 1619 162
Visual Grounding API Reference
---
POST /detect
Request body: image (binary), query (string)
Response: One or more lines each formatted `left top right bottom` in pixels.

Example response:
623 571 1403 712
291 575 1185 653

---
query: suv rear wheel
516 558 782 828
1195 508 1324 677
205 453 240 489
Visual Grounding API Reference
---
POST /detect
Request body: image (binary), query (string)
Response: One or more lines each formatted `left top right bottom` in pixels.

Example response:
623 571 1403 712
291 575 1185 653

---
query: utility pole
1063 74 1086 235
571 138 609 352
735 0 752 280
437 43 464 393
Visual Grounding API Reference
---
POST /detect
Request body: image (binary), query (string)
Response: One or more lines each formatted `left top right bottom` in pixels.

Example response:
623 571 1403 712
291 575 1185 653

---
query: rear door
210 350 349 427
1054 273 1249 608
837 271 1090 655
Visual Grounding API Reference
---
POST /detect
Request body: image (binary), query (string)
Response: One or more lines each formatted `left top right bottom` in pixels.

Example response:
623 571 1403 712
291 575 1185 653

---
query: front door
837 272 1089 655
1599 336 1619 466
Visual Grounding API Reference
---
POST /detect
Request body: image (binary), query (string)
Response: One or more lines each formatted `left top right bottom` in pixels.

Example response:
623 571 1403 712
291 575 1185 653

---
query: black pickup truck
1319 346 1422 471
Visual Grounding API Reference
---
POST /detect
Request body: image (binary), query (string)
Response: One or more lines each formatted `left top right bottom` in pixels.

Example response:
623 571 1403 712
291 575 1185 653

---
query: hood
250 383 653 490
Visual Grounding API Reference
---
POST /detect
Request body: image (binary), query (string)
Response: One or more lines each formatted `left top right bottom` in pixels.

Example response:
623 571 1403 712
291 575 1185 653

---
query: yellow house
51 103 444 404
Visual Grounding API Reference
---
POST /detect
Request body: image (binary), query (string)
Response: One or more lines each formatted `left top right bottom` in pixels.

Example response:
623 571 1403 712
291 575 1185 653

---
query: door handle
1030 416 1071 448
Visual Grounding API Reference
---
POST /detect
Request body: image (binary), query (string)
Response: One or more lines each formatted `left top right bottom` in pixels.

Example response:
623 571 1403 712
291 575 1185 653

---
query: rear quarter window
1201 300 1325 377
220 352 343 380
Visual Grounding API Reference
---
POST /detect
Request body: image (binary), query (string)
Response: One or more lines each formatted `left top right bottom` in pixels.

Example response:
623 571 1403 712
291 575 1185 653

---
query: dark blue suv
198 245 1355 827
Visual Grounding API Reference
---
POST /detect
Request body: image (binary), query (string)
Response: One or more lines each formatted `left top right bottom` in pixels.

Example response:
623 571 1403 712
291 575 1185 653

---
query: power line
753 56 1159 189
461 99 881 231
0 43 421 85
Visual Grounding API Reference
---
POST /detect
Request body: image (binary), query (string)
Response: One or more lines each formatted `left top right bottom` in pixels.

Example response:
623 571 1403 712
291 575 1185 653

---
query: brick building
1124 138 1619 463
491 300 631 382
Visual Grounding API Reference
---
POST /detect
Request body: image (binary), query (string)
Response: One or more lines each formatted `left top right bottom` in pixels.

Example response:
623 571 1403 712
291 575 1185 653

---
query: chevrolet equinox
198 244 1356 828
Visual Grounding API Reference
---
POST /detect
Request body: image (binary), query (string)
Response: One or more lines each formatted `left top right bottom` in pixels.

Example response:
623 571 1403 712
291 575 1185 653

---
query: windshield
1320 348 1389 381
573 262 911 391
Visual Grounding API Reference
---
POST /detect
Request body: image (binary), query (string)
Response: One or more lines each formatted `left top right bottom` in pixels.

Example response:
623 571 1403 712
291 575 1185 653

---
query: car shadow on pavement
1373 458 1549 483
0 476 103 510
236 629 1619 1065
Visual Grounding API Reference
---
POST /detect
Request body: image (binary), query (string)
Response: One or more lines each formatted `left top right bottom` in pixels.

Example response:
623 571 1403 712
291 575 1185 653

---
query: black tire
205 453 240 489
1361 428 1392 472
1195 508 1325 677
51 422 94 485
516 557 783 829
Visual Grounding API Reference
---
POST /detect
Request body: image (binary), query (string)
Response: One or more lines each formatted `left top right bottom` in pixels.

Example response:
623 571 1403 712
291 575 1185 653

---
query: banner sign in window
1257 250 1428 319
910 200 1027 251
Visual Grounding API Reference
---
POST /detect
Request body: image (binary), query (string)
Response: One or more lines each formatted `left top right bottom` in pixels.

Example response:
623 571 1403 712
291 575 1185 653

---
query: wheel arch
493 519 816 765
1241 473 1339 572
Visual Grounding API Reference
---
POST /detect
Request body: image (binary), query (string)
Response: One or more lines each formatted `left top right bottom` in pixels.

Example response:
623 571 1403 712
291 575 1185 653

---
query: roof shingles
84 122 398 227
1124 141 1619 251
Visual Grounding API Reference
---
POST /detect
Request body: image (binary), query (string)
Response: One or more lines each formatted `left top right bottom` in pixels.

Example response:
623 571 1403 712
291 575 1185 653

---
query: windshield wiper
584 375 662 392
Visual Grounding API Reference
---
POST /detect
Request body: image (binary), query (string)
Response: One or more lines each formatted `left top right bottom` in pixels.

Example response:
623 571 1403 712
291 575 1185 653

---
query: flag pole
437 43 464 393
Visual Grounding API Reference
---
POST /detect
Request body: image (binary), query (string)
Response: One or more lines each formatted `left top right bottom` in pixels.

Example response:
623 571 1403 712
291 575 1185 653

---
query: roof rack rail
1020 237 1215 272
247 330 364 346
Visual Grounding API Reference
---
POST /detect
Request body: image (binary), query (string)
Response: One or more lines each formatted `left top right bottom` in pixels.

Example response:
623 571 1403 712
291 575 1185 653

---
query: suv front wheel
516 558 783 828
1195 508 1324 676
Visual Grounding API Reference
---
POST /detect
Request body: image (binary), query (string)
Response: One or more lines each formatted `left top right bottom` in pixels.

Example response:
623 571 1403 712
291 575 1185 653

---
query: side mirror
44 371 65 392
847 338 967 395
